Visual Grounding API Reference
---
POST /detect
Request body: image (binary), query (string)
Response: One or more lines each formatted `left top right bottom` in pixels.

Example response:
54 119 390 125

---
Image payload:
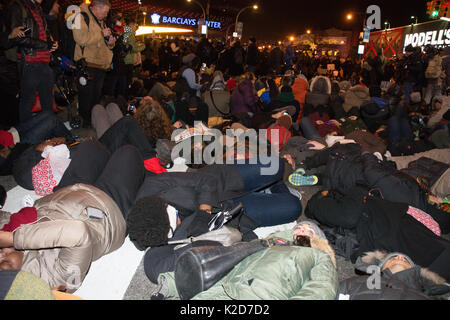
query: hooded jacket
343 85 371 113
230 79 259 115
123 25 145 66
338 250 450 300
202 72 231 118
12 183 126 292
158 229 338 300
72 3 114 70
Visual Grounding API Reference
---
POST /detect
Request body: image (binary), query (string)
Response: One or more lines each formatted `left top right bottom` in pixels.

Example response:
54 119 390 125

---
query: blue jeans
17 111 73 145
403 81 415 104
233 158 302 227
388 116 412 149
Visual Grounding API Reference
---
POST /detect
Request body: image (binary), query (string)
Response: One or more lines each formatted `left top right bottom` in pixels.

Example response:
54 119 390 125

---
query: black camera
75 58 90 86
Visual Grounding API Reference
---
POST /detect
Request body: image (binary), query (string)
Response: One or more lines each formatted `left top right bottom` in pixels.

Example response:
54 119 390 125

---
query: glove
186 210 211 237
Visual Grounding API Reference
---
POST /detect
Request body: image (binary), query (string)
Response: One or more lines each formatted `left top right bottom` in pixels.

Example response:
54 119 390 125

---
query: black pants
94 145 145 217
19 63 55 124
77 67 106 126
99 115 157 159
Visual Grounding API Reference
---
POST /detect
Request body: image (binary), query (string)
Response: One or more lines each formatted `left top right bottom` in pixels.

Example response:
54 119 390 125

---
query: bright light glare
136 26 194 35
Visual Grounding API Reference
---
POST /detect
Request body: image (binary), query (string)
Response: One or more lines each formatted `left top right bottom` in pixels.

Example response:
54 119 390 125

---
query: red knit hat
1 207 38 232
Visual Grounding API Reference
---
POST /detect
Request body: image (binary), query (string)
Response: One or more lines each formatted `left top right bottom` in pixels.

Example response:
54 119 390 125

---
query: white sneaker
287 186 302 201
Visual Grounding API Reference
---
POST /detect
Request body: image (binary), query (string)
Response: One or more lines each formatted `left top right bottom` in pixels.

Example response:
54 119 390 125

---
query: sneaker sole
288 173 318 186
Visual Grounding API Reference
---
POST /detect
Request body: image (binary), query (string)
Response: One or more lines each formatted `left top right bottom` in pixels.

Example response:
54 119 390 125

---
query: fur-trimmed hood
309 234 337 269
359 250 448 286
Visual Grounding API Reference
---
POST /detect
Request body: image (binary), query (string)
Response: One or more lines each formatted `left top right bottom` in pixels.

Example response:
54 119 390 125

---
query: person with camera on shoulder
6 0 59 124
73 0 115 128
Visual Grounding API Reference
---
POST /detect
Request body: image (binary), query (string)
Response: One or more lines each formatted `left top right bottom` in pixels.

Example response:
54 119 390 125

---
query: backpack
322 226 360 262
425 55 443 79
2 0 28 62
233 47 244 65
60 11 90 61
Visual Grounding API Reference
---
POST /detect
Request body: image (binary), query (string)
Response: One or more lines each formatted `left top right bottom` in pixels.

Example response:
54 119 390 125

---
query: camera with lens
75 58 90 86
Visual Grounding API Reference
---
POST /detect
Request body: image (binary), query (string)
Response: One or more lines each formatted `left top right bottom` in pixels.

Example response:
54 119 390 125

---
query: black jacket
338 250 450 300
135 164 246 218
6 0 51 60
306 190 450 274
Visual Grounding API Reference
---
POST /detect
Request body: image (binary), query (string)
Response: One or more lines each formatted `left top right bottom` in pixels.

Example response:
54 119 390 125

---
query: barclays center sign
150 12 222 29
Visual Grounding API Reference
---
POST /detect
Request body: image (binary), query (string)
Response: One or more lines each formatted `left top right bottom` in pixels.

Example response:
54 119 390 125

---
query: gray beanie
378 252 415 270
294 221 327 240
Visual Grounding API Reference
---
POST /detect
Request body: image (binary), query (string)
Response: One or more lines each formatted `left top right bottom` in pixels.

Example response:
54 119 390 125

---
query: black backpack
60 11 89 61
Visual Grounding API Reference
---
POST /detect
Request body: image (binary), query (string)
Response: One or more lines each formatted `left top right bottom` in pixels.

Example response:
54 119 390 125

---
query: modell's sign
403 20 450 50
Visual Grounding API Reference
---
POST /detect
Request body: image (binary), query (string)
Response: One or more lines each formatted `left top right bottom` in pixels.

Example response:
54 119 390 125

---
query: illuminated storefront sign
150 12 222 29
403 20 450 50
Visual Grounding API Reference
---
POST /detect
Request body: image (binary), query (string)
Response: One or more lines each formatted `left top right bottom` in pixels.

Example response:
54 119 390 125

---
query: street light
187 0 207 37
346 13 353 20
235 3 259 37
411 16 418 24
306 29 311 34
384 21 390 30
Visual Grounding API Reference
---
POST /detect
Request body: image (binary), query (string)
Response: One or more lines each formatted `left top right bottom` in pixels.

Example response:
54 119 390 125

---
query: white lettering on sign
152 12 221 29
404 28 450 51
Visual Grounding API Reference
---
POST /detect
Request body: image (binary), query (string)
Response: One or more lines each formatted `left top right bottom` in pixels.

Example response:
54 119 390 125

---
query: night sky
147 0 429 40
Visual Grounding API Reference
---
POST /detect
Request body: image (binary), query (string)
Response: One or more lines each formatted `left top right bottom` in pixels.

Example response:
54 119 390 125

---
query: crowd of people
0 0 450 300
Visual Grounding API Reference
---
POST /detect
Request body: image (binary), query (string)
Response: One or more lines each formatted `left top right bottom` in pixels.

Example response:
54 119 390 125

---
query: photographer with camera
6 0 59 124
73 0 115 128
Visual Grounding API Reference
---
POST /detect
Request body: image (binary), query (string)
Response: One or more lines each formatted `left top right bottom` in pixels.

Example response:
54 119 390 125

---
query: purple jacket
230 79 259 115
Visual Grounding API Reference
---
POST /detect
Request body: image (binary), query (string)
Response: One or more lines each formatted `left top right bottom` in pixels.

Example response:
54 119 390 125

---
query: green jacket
159 229 338 300
123 26 145 66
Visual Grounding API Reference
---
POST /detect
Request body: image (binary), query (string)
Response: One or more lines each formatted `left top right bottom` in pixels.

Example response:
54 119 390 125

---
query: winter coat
123 26 145 66
441 47 450 88
158 229 338 300
13 183 126 292
291 77 308 106
6 0 51 61
343 85 371 113
345 130 386 155
230 79 260 115
305 76 331 107
305 189 450 275
135 164 246 218
338 250 450 300
307 111 344 137
12 140 111 192
73 3 114 70
202 73 231 118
